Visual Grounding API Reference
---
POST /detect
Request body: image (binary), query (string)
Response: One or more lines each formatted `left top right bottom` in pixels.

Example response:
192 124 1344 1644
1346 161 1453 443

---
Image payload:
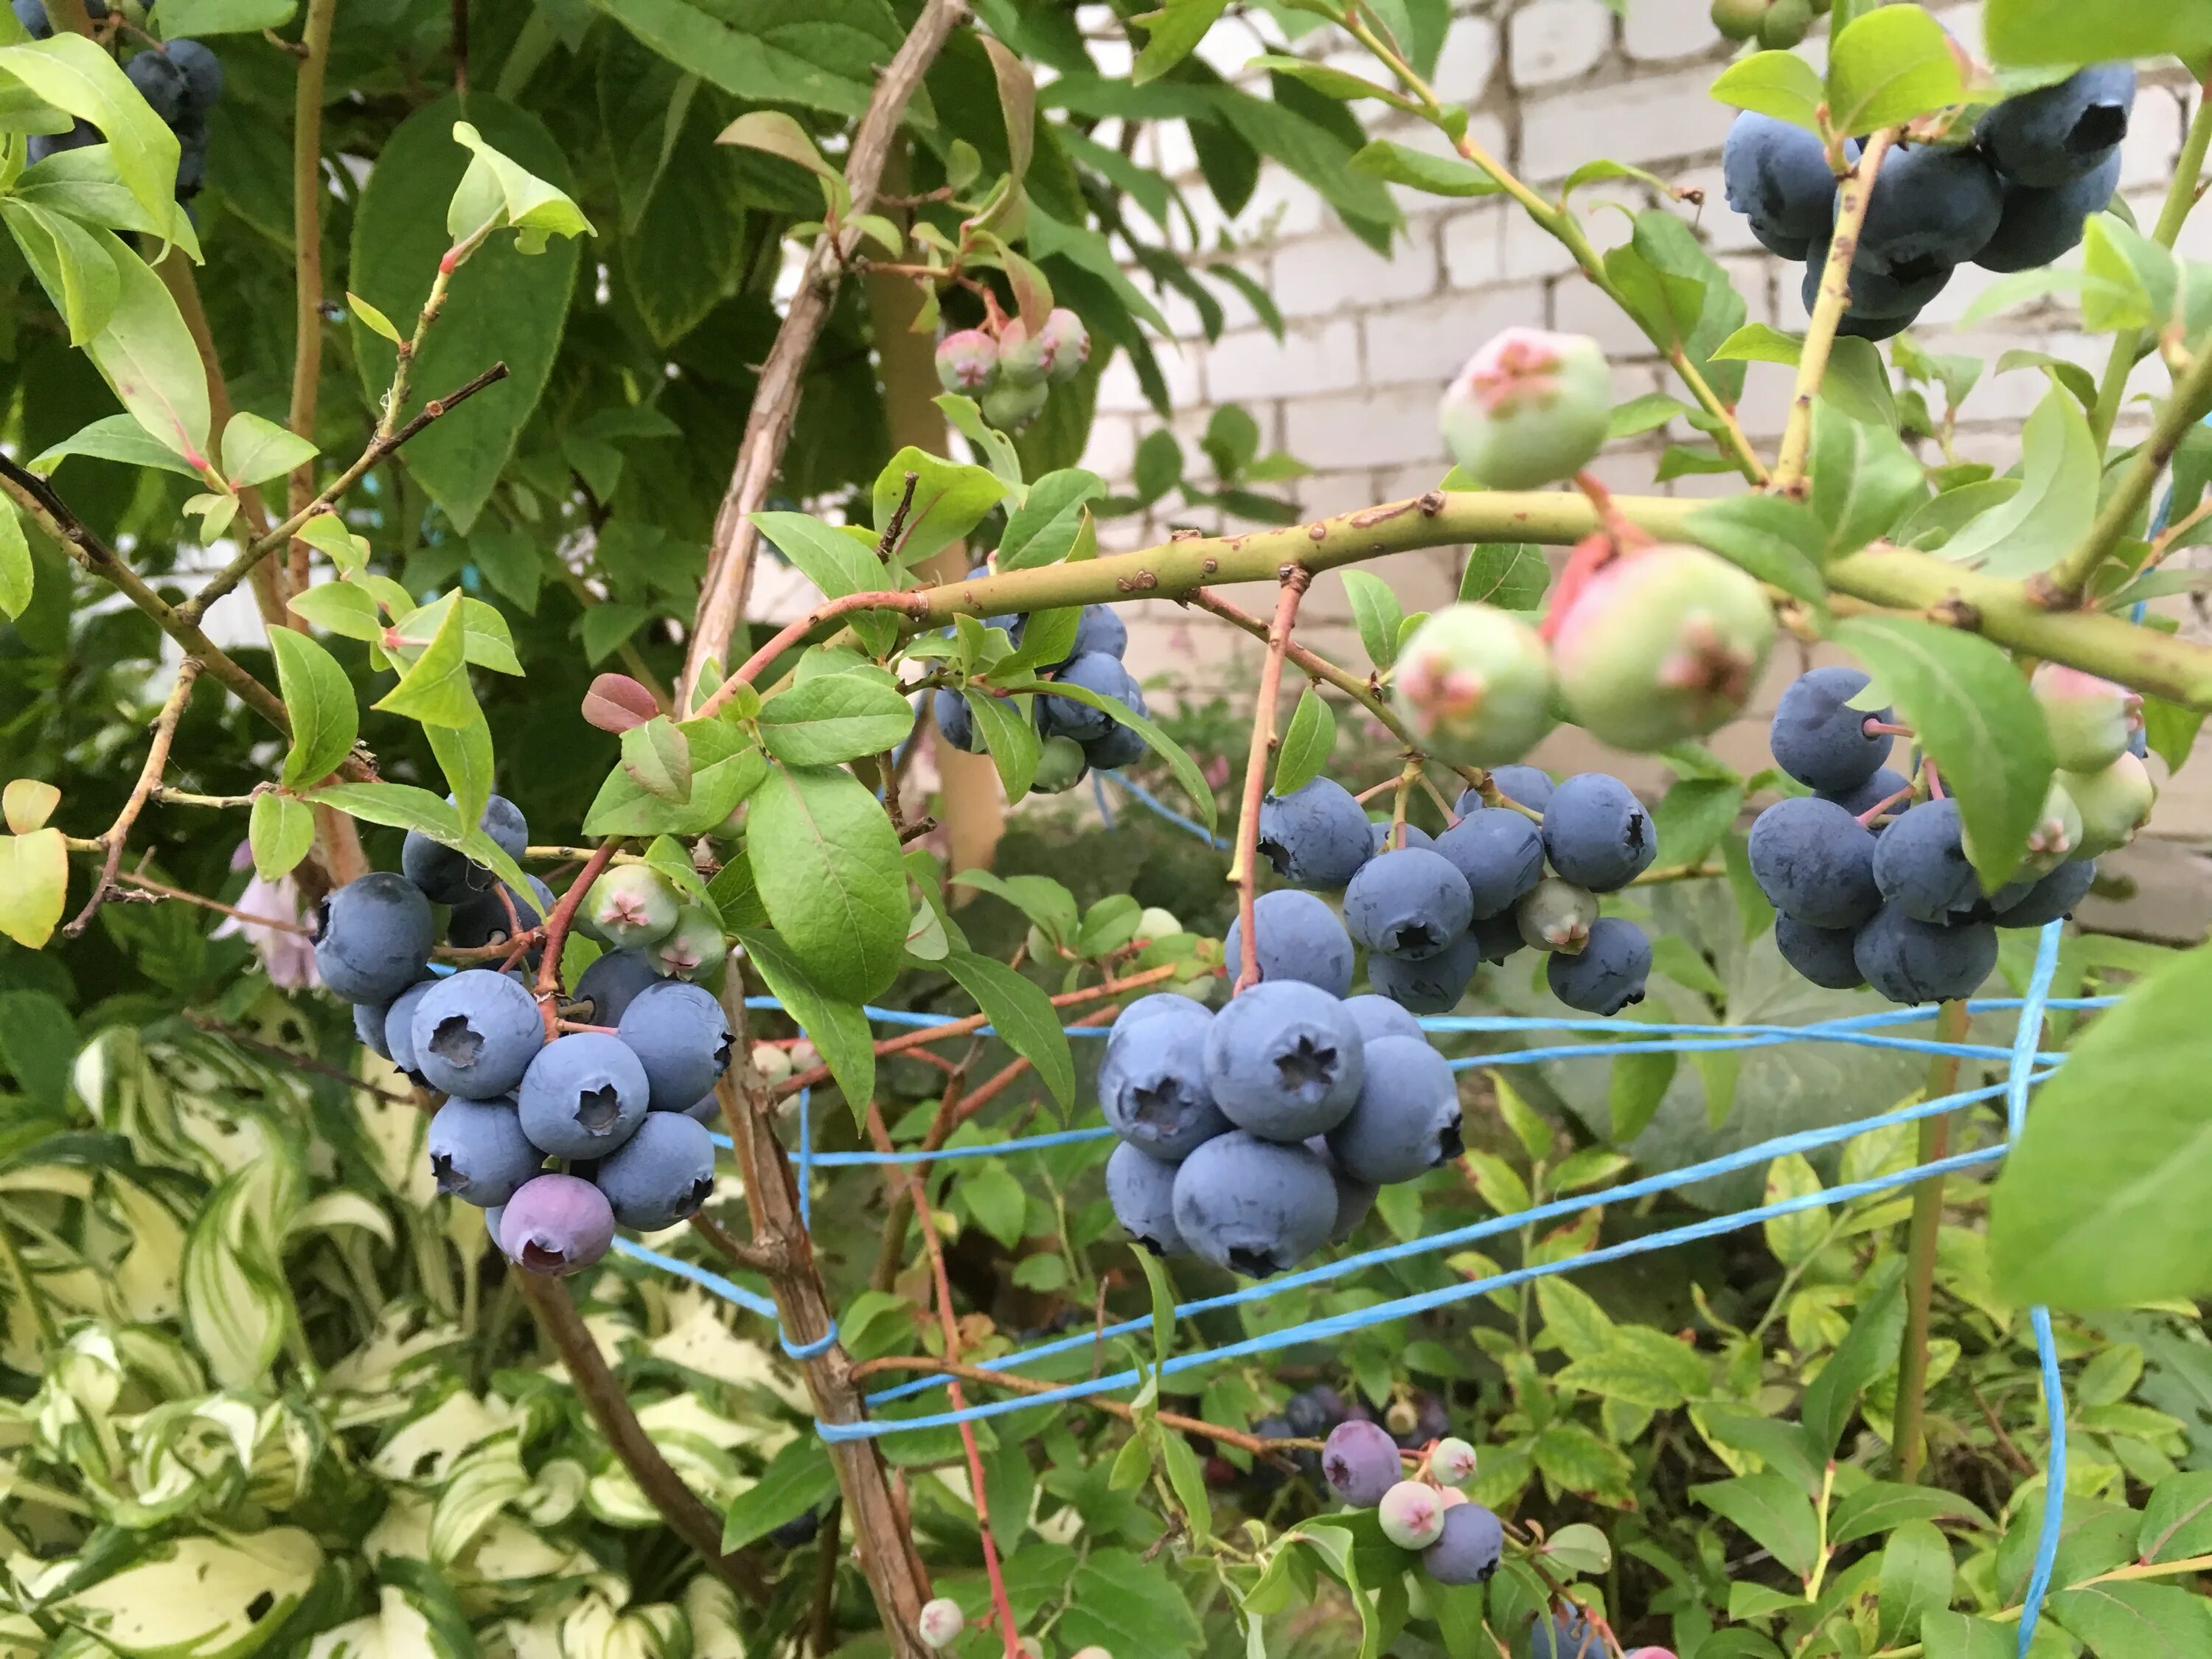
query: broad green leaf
736 928 875 1110
964 689 1041 803
0 827 66 947
14 137 201 259
428 711 495 830
1650 776 1745 868
1273 684 1336 797
1608 1046 1677 1142
1761 1152 1827 1266
248 792 316 883
310 781 535 901
2140 1471 2212 1562
1132 0 1231 84
0 37 181 232
1826 335 1902 430
1683 495 1826 600
1941 386 2096 577
754 510 888 600
1460 543 1549 611
582 718 765 838
1711 321 1804 364
287 581 383 641
1893 478 2024 552
2080 215 2170 332
936 394 1025 487
270 627 359 786
745 764 909 1002
1992 945 2212 1308
1984 0 2212 66
1809 398 1927 557
1691 1472 1820 1576
1055 1548 1208 1658
1918 1611 2016 1658
721 1436 844 1551
84 229 211 465
1341 569 1402 670
1826 6 1966 134
1711 48 1826 131
1831 1483 1993 1545
1345 138 1501 197
157 0 299 32
352 94 580 532
873 447 1009 568
0 496 28 620
951 869 1080 944
1609 392 1693 438
1801 1279 1903 1457
585 0 907 118
1005 675 1216 830
2049 1579 2212 1656
1878 1521 1954 1646
373 592 480 729
715 109 842 209
1831 616 2054 885
25 411 199 479
448 119 594 252
220 410 318 489
944 950 1074 1106
1248 53 1406 105
998 468 1105 569
1 195 119 344
757 675 914 768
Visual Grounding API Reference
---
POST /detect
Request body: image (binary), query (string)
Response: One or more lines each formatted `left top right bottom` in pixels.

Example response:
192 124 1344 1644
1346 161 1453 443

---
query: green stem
1775 131 1895 493
1894 999 1969 1484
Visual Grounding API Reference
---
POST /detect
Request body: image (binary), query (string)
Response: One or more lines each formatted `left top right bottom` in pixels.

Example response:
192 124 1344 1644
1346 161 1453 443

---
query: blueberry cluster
1101 984 1461 1277
933 307 1088 431
1752 666 2147 1002
1321 1420 1504 1587
934 595 1145 789
1723 65 2136 340
325 796 731 1276
18 5 223 200
1248 767 1655 1018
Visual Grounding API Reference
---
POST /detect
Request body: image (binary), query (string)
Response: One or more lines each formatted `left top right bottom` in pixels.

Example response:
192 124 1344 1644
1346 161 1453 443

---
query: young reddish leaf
582 672 658 732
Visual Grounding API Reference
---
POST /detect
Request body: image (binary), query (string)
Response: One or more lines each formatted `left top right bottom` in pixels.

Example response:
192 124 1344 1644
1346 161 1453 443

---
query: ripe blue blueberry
594 1110 717 1230
1857 142 2006 277
1083 719 1147 771
401 794 529 903
682 1092 721 1123
1340 992 1424 1043
484 1203 509 1257
1435 807 1546 919
518 1032 651 1159
1484 765 1556 813
449 875 554 951
1107 1141 1187 1256
933 687 982 753
313 872 436 1003
1991 858 2097 928
1170 1131 1337 1276
1978 64 2136 188
1871 799 1981 922
1774 914 1866 990
574 948 663 1026
1367 929 1482 1015
1545 917 1652 1015
1722 111 1839 260
1059 605 1129 667
1256 778 1374 889
1770 667 1893 793
1801 226 1952 324
1469 909 1527 965
411 968 544 1099
1820 765 1911 821
1854 904 1998 1004
127 51 189 124
1308 1138 1379 1242
428 1096 542 1207
1748 797 1882 928
382 978 440 1084
1422 1502 1505 1587
1100 1017 1231 1161
617 981 734 1112
1041 652 1143 740
1322 1419 1403 1505
165 39 224 110
1976 150 2121 272
1224 888 1357 998
1344 848 1475 961
1203 981 1363 1141
1113 992 1215 1040
1326 1034 1462 1184
1523 1606 1601 1658
1370 819 1435 854
354 995 402 1060
501 1172 615 1276
1540 774 1656 892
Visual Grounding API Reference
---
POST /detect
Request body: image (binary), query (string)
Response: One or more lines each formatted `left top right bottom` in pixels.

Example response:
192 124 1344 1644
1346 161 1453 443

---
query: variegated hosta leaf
181 1158 298 1389
370 1388 521 1487
517 1457 587 1527
324 1302 469 1402
307 1584 473 1659
556 1594 689 1659
645 1295 810 1409
288 1191 397 1253
364 1490 433 1567
683 1576 751 1658
430 1436 529 1565
56 1528 321 1658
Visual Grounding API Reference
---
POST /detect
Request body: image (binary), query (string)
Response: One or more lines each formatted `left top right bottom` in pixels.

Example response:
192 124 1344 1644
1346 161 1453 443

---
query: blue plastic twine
2014 922 2067 1655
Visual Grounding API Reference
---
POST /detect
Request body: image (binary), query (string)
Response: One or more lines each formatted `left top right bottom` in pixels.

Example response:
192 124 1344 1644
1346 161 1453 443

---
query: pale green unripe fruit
1710 0 1766 37
650 905 725 978
2032 663 2142 773
1759 0 1812 46
1439 328 1612 490
997 324 1050 389
1431 1436 1478 1486
983 377 1049 431
1393 604 1557 766
1516 877 1597 954
1134 906 1183 945
1551 546 1776 751
936 328 999 395
589 864 681 949
1378 1479 1447 1548
1038 308 1091 384
751 1042 794 1083
2018 778 2084 877
917 1598 965 1649
1032 734 1091 794
2063 752 2155 857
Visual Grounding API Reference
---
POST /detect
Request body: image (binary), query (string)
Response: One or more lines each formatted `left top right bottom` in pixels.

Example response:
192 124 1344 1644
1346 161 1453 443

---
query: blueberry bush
3 0 2212 1655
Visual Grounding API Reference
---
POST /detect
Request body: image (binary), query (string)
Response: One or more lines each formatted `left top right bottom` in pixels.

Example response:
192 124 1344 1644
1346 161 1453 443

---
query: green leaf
619 717 692 804
998 467 1105 570
24 411 198 479
1711 48 1826 131
1941 386 2096 577
310 782 535 900
1459 543 1549 611
1133 1241 1179 1370
1984 0 2212 66
1826 6 1966 135
269 627 359 787
1650 776 1745 868
1878 1521 1954 1647
1919 1611 2017 1659
943 950 1074 1107
1832 1483 1993 1545
83 228 211 465
351 94 580 532
0 37 181 233
1607 1046 1677 1143
721 1436 844 1551
745 764 909 1002
737 929 874 1107
714 108 842 206
1682 495 1827 601
1005 675 1216 830
155 0 299 32
1249 54 1406 107
951 870 1079 943
1992 945 2212 1308
1 196 119 346
427 712 495 831
2080 215 2171 333
1691 1473 1820 1576
0 496 29 621
1131 0 1231 85
220 410 317 490
588 0 909 118
373 592 479 729
0 827 67 947
2140 1471 2212 1563
448 119 593 252
1761 1152 1828 1266
1801 1279 1903 1458
757 675 915 768
1713 320 1806 365
1341 569 1403 670
1055 1548 1207 1658
586 718 766 838
283 582 380 644
1826 335 1902 430
1810 399 1928 557
2049 1579 2212 1656
874 447 1010 568
964 689 1041 803
1273 684 1336 797
1345 138 1502 197
754 509 888 602
1831 616 2055 886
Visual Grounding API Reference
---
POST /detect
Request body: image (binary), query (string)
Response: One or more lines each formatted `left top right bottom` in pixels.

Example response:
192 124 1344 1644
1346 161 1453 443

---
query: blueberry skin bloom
411 969 545 1099
1545 917 1653 1016
1774 914 1866 990
595 1110 717 1230
1224 888 1357 998
1099 1018 1232 1161
427 1096 543 1208
1326 1034 1463 1184
1871 799 1981 922
1540 774 1657 891
1171 1132 1337 1277
1770 667 1892 793
1106 1141 1187 1256
1854 904 1998 1004
501 1173 615 1276
1747 796 1882 928
1343 848 1475 961
1434 807 1546 919
1367 930 1482 1015
616 981 734 1112
313 872 436 1004
1722 111 1838 259
1202 981 1365 1141
1978 64 2136 188
517 1032 652 1160
1255 778 1374 890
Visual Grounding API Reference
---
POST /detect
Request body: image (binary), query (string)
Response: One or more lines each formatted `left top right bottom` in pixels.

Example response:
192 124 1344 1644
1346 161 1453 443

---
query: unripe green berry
1431 1436 1478 1486
998 324 1049 389
936 329 999 395
589 864 681 949
1134 906 1183 945
1551 546 1775 751
1032 733 1091 794
2063 752 2155 857
1038 307 1091 384
2032 663 2141 773
751 1042 794 1083
1758 0 1812 46
1378 1479 1447 1549
2018 777 2084 877
1710 0 1767 37
983 377 1050 431
1393 604 1557 767
1517 877 1598 954
1439 328 1612 490
649 904 725 978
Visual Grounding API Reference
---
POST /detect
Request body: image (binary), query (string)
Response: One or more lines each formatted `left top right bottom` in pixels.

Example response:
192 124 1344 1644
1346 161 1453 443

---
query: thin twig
534 838 620 1035
284 0 341 603
110 869 311 933
877 471 920 562
1230 568 1312 992
65 660 203 936
184 1014 415 1104
1773 131 1894 494
694 589 934 720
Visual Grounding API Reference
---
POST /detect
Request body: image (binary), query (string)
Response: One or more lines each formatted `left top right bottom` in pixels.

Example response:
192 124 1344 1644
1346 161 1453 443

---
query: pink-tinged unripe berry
1438 1486 1470 1509
936 329 1000 395
1378 1479 1447 1548
997 321 1050 388
1038 307 1091 384
2016 777 2083 877
1070 1649 1116 1659
1625 1651 1679 1659
501 1174 614 1276
588 863 680 950
1516 877 1597 955
2062 751 2155 857
917 1598 965 1649
1393 604 1557 766
1431 1436 1478 1486
1551 546 1775 751
983 377 1050 432
1018 1639 1044 1659
2032 663 2143 773
1439 328 1613 490
650 905 723 978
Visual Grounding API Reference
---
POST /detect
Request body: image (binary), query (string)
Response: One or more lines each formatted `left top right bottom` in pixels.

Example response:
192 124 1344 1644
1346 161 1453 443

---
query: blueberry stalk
1775 130 1897 493
1230 567 1314 992
283 0 341 599
62 658 202 937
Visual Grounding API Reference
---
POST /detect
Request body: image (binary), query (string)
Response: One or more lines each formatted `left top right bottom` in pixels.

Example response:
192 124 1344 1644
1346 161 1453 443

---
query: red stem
1231 569 1312 994
693 590 931 720
534 838 620 1037
1854 782 1918 827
